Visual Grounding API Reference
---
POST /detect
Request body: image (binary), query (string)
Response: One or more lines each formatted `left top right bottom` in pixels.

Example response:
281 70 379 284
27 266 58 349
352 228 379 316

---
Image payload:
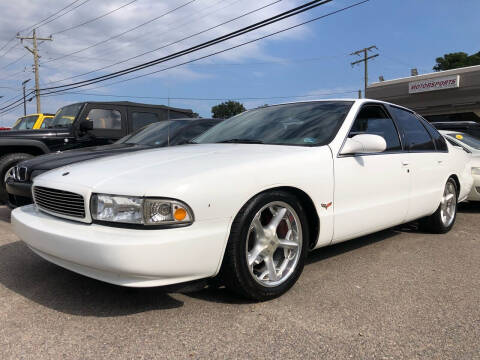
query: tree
211 100 246 119
433 51 480 71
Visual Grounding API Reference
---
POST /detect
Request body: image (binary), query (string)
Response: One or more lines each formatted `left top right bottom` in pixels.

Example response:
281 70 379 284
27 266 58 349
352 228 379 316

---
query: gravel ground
0 204 479 359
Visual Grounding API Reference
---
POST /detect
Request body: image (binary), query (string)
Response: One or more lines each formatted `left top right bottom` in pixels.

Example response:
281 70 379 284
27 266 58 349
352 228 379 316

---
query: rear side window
87 109 122 129
349 105 401 151
419 116 448 151
390 107 435 151
132 112 160 131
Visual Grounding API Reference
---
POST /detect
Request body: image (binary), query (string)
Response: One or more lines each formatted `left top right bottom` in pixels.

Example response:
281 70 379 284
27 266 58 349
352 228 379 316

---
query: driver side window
349 105 402 151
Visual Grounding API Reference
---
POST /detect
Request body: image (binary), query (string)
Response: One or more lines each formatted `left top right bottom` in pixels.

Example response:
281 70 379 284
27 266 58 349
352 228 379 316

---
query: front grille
33 186 85 219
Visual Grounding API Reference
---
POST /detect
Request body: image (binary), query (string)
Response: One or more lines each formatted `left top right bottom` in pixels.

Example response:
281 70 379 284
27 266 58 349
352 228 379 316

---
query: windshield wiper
216 138 264 144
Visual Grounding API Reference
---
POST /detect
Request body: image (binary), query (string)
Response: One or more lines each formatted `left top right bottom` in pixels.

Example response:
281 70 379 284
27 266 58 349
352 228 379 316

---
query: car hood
19 143 150 175
36 143 327 195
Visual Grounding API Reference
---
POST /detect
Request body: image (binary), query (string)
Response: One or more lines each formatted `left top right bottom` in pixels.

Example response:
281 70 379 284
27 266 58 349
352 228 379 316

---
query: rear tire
420 178 457 234
220 190 309 301
0 153 34 203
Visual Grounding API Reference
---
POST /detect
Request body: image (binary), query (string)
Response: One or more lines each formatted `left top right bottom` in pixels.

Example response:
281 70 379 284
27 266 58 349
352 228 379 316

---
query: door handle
402 161 409 166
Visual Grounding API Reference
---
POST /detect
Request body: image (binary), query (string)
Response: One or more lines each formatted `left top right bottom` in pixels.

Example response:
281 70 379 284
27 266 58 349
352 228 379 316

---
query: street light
22 79 31 116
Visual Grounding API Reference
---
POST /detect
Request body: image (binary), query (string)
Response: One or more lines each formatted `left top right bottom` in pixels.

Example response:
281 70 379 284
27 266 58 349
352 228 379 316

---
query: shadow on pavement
0 241 183 317
457 202 480 213
0 218 412 310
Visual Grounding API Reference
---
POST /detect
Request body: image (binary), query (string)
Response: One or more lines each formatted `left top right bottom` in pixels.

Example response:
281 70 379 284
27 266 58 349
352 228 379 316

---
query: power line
1 0 369 113
0 53 28 70
40 0 337 94
0 0 87 58
42 0 199 64
43 0 283 84
36 0 93 31
51 0 137 36
42 89 358 101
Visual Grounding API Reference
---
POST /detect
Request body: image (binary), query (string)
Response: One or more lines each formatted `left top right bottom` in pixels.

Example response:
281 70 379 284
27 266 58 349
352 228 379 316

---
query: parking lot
0 204 478 359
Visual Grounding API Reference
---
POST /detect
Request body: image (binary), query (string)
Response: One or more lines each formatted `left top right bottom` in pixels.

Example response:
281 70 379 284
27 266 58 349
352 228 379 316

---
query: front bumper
12 205 231 287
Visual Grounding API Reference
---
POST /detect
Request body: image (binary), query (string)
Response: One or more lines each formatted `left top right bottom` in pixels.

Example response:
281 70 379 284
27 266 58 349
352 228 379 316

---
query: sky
0 0 479 126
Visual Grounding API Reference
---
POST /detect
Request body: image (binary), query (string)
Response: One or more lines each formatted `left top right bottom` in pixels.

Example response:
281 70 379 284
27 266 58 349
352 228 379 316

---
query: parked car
0 127 10 131
440 130 480 201
6 118 221 207
11 113 54 131
11 99 472 300
0 101 194 202
432 121 480 138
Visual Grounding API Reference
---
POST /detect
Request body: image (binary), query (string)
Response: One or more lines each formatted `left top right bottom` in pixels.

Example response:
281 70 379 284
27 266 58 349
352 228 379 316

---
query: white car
440 130 480 201
12 99 472 300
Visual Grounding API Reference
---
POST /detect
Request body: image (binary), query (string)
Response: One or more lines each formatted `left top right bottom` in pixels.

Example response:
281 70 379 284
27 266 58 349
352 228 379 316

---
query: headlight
472 167 480 176
90 194 194 226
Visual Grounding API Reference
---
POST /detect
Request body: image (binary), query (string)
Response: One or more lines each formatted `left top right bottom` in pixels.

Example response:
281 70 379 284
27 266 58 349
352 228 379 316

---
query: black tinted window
419 116 448 151
132 112 159 131
349 105 401 151
390 107 435 151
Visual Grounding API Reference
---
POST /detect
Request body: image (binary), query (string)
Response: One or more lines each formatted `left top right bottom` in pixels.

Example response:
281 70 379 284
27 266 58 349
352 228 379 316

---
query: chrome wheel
245 201 302 287
440 181 456 227
3 166 15 184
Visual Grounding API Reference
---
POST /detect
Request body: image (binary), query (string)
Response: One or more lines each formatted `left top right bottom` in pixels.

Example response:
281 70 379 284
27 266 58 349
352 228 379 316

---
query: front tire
0 153 34 203
220 190 309 301
420 178 458 234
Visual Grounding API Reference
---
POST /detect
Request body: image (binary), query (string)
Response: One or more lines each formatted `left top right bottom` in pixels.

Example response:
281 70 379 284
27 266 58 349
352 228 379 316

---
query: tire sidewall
226 190 310 300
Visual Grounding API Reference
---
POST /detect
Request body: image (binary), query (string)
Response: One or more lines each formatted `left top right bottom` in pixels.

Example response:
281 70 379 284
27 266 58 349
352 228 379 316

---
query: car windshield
448 133 480 150
118 120 188 146
49 103 84 128
11 115 38 130
193 101 353 146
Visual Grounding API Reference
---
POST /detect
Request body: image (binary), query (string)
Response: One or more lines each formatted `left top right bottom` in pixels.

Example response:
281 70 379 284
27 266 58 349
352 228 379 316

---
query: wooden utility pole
350 46 379 96
17 29 52 113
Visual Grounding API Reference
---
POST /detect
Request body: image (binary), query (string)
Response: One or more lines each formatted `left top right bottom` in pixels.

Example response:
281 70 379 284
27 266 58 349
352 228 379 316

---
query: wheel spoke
264 255 278 281
248 246 264 267
269 207 287 230
278 239 299 249
252 218 265 238
445 193 454 202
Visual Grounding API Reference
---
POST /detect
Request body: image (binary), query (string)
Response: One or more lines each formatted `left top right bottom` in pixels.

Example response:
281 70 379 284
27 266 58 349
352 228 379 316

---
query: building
365 65 480 123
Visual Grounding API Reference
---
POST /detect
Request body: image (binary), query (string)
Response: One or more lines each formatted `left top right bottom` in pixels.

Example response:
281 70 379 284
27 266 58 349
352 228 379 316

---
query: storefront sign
409 75 460 94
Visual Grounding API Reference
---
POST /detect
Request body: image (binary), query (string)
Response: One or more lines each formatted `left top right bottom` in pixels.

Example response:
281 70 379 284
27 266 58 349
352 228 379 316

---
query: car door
389 106 446 221
76 104 127 147
333 104 410 243
127 108 163 133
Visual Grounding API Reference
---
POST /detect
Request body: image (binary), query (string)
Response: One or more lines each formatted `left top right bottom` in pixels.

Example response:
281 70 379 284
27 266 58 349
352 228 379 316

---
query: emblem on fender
321 202 332 210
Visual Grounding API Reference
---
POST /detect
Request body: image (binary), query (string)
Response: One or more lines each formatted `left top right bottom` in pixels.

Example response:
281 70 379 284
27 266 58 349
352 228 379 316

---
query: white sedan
440 130 480 201
12 99 472 300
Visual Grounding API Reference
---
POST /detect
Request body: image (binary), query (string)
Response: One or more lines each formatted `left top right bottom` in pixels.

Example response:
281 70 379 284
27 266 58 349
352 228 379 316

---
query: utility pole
17 29 52 114
22 79 31 116
350 46 379 96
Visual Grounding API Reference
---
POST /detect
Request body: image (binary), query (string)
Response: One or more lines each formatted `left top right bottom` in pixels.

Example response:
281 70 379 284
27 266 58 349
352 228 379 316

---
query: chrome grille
33 186 85 218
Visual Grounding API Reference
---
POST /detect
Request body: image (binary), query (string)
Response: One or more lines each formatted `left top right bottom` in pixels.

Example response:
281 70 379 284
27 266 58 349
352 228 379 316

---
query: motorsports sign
409 75 460 94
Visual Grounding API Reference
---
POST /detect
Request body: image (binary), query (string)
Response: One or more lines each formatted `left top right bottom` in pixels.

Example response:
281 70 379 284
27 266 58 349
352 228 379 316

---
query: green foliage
211 100 246 119
433 51 480 71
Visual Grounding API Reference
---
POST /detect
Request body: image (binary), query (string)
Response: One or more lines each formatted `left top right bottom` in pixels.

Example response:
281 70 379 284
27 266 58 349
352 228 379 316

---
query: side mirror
340 134 387 155
79 119 93 132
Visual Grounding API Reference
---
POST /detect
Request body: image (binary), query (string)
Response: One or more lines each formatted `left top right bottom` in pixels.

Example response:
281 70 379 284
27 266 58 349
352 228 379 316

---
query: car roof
260 98 415 113
65 101 193 114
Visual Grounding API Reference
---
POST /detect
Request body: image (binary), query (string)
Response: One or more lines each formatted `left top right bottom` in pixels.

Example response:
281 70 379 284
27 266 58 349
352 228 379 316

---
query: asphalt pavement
0 204 479 359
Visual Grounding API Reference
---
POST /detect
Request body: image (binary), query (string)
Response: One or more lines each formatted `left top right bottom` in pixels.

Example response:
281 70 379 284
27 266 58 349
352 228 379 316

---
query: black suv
6 118 220 207
0 101 193 202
